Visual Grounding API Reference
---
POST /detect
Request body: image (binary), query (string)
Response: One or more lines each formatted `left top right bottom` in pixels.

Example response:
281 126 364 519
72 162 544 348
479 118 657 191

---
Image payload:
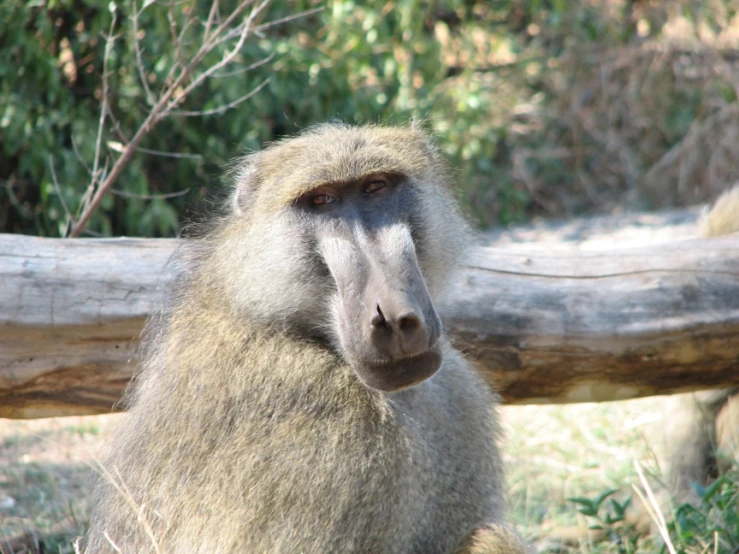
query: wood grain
1 211 737 418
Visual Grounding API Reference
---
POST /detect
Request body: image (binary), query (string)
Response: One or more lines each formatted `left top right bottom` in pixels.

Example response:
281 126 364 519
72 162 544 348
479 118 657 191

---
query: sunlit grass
0 402 736 553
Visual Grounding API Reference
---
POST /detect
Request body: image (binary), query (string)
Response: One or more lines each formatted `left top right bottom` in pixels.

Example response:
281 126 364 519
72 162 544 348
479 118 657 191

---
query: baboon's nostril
398 312 421 332
369 299 432 359
371 305 386 327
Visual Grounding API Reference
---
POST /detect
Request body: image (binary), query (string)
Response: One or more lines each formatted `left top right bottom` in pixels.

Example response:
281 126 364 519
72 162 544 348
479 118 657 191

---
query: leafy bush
569 471 739 553
2 0 738 236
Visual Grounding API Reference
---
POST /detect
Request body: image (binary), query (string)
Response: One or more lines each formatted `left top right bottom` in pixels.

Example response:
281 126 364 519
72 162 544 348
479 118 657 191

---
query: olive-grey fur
83 123 528 553
659 184 739 504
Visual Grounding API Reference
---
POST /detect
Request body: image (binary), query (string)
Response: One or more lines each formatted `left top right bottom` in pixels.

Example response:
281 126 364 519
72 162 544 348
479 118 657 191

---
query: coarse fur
659 184 739 503
84 124 528 553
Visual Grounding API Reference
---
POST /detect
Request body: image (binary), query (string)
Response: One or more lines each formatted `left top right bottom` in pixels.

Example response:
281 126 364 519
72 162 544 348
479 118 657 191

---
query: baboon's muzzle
319 223 442 392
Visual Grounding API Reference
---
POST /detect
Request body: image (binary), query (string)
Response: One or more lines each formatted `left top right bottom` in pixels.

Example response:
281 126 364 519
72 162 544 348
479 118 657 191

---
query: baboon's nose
370 301 437 359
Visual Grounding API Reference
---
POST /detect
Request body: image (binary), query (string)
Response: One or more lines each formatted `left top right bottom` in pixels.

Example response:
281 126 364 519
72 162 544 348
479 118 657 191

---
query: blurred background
3 0 739 237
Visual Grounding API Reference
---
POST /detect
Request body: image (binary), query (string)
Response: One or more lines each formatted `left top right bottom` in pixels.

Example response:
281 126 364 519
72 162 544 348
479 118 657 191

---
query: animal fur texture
84 124 528 554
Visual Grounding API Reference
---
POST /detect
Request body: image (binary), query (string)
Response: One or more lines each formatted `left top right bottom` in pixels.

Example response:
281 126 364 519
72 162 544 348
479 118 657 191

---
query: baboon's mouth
352 346 442 392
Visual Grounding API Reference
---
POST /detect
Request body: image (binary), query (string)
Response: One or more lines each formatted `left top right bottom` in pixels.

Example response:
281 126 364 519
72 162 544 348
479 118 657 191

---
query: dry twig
632 459 677 554
68 0 318 237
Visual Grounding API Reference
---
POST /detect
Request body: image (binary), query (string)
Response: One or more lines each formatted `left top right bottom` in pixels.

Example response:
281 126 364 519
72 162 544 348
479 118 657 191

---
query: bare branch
79 15 117 221
253 6 323 33
170 0 198 72
47 156 73 237
104 105 131 145
167 0 181 68
107 141 202 159
110 188 191 199
70 0 291 237
99 157 111 195
208 6 321 51
209 52 274 78
158 58 180 98
209 19 256 49
164 0 270 113
70 137 93 174
157 0 260 115
77 148 111 217
202 0 220 43
176 15 197 57
134 147 203 159
4 178 30 217
170 77 269 117
132 1 155 105
194 0 258 58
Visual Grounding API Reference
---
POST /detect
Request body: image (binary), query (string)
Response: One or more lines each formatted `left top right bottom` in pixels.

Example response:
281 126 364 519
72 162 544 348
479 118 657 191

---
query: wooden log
0 237 175 418
1 211 738 418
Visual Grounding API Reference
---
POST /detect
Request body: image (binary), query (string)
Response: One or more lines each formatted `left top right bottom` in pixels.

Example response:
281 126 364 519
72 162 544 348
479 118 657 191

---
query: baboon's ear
232 161 258 216
408 119 439 159
409 118 427 135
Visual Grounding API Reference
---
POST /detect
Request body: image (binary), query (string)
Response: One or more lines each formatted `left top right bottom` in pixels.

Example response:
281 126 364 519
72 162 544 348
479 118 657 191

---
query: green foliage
570 489 631 526
0 0 278 236
569 490 641 553
567 471 739 554
3 0 738 236
668 472 739 554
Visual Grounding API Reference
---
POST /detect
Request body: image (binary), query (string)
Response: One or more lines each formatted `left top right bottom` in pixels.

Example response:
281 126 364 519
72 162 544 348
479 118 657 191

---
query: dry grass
440 1 739 224
0 415 120 554
0 400 676 553
501 399 668 552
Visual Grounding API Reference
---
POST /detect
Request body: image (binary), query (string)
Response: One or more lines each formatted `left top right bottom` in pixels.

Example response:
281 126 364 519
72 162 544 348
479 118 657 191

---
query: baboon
658 184 739 503
84 124 529 554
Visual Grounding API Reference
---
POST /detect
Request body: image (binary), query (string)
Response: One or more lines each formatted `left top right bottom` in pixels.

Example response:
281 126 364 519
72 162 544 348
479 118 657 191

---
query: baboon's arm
453 523 531 554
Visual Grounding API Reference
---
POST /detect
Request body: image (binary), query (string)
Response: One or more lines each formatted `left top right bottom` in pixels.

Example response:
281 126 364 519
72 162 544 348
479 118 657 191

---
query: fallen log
1 210 738 418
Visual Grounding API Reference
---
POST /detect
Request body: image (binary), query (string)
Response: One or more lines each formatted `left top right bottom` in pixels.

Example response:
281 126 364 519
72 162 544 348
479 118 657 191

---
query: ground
0 397 676 553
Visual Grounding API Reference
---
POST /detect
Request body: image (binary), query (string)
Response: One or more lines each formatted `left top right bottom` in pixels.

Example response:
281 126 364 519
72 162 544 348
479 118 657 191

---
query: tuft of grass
0 403 736 553
666 471 739 553
0 416 119 553
502 400 739 553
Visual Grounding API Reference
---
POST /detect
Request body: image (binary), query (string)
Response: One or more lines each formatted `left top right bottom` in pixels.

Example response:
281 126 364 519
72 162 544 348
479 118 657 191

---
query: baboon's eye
363 179 388 195
310 193 338 206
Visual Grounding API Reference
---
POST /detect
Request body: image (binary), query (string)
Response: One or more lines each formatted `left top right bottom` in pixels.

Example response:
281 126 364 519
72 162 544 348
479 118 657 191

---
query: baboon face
301 171 442 391
226 125 466 392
